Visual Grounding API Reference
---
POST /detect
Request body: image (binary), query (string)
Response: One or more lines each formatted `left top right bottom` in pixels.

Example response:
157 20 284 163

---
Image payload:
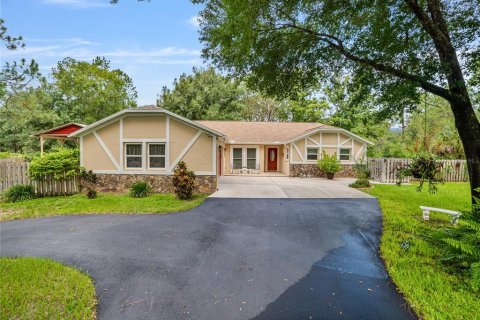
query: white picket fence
0 158 79 196
367 158 468 183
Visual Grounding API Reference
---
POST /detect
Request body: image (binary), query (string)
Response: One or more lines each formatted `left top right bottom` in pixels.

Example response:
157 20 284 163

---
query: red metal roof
34 123 85 137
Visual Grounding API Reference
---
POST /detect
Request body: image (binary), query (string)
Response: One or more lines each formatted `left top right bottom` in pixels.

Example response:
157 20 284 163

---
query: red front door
267 147 278 171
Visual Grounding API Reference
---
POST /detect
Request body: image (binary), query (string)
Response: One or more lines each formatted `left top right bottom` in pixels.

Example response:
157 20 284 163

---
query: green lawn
0 193 207 221
364 182 479 320
0 257 96 319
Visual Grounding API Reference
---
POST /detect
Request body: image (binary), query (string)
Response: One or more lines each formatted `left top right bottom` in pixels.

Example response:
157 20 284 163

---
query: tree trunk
449 98 480 202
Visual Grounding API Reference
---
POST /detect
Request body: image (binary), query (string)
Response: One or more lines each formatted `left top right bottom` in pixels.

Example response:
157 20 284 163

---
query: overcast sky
2 0 206 105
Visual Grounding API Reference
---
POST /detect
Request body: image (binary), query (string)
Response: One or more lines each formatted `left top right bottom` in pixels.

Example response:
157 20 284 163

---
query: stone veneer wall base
88 174 217 194
289 164 355 178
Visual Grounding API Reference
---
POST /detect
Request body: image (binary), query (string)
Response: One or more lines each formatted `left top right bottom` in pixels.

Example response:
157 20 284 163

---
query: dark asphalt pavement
0 198 416 320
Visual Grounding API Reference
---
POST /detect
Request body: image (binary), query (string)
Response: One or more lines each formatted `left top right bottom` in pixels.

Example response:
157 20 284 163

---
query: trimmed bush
349 178 371 188
3 185 36 203
129 181 152 198
29 148 79 180
172 161 195 199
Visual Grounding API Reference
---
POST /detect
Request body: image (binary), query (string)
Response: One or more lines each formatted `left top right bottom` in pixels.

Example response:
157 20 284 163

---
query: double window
232 147 257 169
125 143 166 169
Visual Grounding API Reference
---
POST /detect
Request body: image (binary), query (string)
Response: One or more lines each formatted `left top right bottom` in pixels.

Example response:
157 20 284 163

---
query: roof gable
68 107 225 138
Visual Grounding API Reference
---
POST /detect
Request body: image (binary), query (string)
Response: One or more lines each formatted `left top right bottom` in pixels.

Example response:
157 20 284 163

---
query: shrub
317 151 341 174
86 189 97 199
433 193 480 292
29 148 80 180
0 152 22 159
172 161 195 199
396 154 443 193
350 160 371 188
80 168 98 199
349 178 371 188
129 181 152 198
353 161 370 180
3 185 36 203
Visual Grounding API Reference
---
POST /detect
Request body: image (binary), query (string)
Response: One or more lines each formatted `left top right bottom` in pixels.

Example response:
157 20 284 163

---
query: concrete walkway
211 176 374 198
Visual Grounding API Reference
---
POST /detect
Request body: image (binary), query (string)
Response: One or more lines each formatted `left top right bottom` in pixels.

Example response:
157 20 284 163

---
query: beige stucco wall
181 133 213 172
259 145 265 172
322 147 337 156
97 121 120 164
169 118 199 163
81 115 216 174
280 145 290 175
322 133 338 145
291 139 305 162
339 133 350 143
82 132 117 170
123 116 166 139
223 144 231 174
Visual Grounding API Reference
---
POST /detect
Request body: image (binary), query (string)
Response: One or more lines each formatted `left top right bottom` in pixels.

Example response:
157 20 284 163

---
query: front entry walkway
211 176 374 198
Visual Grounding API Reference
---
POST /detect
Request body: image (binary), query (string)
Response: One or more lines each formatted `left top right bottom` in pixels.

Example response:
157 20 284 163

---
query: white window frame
339 147 352 161
306 148 318 161
246 147 257 169
147 143 166 169
125 143 143 169
230 146 259 169
232 147 243 169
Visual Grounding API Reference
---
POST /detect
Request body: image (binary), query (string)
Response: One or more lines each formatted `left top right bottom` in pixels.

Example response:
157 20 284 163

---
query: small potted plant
318 151 341 179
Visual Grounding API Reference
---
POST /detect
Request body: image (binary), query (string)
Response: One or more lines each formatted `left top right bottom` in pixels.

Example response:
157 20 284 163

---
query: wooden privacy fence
0 158 79 196
367 158 469 183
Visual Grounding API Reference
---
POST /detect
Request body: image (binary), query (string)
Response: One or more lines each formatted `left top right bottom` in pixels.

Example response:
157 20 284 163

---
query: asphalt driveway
0 198 415 320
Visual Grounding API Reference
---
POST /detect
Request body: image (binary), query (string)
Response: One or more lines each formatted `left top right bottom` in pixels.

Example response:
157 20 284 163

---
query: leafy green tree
241 91 290 121
52 57 137 124
195 0 480 202
158 67 246 120
278 95 329 123
0 86 60 153
323 76 389 141
0 19 40 107
404 94 464 159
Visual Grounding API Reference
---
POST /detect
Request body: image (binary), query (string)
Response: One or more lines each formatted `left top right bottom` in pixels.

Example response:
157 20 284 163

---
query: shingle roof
135 105 162 110
196 121 336 144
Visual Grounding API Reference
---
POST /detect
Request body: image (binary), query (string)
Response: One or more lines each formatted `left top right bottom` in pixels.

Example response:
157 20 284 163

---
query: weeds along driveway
0 198 415 320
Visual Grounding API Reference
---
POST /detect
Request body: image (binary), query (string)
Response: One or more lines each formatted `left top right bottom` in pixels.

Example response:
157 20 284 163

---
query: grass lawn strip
0 193 207 221
0 257 96 319
364 182 479 320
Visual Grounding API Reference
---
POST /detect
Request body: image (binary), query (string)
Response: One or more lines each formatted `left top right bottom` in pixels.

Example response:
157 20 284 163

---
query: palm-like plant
433 193 480 292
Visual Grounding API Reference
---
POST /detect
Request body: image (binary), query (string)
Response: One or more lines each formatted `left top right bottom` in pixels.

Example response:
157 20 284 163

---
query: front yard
0 257 96 319
364 182 478 320
0 193 207 221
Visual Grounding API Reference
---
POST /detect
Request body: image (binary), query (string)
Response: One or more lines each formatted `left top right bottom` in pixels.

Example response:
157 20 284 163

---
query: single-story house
69 106 373 193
